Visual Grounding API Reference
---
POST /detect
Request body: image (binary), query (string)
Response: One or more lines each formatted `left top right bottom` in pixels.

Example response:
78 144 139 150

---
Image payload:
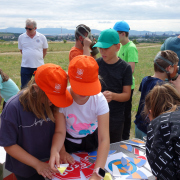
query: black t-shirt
0 93 55 178
146 110 180 180
96 57 132 120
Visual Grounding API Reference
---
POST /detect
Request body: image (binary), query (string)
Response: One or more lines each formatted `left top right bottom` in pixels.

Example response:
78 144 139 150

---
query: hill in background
0 27 180 36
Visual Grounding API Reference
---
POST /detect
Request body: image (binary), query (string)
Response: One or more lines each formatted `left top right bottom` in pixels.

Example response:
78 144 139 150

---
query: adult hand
35 161 54 179
103 91 114 103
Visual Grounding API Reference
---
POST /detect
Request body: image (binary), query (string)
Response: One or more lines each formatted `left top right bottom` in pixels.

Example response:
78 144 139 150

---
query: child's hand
103 91 114 103
60 150 75 164
35 161 54 179
171 75 180 94
89 172 101 180
83 37 92 48
49 151 60 173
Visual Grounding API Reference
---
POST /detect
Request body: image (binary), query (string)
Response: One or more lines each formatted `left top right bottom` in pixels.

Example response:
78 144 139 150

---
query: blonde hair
144 83 180 119
19 77 57 122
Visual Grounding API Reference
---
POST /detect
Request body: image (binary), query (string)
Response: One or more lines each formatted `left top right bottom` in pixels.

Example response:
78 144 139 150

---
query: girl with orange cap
0 64 73 180
50 55 110 180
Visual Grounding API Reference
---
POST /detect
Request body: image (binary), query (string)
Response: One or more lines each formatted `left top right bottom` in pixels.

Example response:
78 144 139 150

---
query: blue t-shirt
0 75 19 102
0 93 55 178
134 76 163 134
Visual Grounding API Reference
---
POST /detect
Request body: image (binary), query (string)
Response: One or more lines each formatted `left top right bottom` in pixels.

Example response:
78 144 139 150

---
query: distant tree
63 39 67 43
133 39 139 44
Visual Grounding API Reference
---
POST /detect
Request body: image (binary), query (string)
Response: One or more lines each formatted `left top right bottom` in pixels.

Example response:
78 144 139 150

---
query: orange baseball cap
68 55 101 96
34 63 73 107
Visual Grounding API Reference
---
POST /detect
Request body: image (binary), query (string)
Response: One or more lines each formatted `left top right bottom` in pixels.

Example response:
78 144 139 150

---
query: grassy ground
0 42 161 138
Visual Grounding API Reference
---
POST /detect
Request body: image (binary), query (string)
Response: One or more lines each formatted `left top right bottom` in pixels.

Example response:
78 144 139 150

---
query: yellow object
57 166 67 175
104 172 112 180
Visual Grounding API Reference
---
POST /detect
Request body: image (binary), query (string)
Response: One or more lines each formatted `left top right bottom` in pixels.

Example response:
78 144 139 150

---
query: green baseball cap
93 29 119 48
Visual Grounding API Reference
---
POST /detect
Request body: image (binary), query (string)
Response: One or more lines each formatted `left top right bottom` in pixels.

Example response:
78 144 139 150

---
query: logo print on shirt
36 39 40 43
54 83 61 93
76 68 84 79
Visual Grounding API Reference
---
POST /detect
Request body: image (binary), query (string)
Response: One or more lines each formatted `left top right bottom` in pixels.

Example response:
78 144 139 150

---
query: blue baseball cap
93 29 119 49
113 21 130 32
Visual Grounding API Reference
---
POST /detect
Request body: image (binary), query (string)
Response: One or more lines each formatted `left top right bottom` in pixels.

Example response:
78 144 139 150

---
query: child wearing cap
49 55 110 180
0 63 73 180
134 50 179 140
93 28 132 143
113 21 138 140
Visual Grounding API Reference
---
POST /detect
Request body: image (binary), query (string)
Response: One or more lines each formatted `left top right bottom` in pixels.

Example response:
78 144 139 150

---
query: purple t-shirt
0 93 55 178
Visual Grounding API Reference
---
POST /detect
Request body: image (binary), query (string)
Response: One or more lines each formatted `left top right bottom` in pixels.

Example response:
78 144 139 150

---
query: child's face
99 44 120 63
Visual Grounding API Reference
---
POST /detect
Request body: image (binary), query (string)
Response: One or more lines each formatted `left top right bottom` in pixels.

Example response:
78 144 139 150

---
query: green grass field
0 42 161 138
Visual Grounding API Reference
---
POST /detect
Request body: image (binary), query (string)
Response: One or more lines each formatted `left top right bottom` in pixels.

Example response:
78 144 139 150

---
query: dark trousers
65 129 98 153
110 120 124 144
15 173 45 180
122 89 134 140
21 67 37 89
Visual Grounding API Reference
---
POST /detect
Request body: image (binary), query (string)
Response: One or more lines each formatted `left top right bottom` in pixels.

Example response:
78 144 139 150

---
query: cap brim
93 42 113 48
70 78 101 96
46 89 73 108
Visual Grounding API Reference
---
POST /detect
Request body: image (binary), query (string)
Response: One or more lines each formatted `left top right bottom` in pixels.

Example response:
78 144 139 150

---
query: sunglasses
25 27 34 31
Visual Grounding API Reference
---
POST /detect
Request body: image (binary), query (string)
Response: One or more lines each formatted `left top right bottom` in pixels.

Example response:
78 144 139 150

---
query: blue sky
1 0 180 32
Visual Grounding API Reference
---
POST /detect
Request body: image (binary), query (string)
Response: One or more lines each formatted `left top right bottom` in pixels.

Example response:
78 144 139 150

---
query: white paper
112 164 121 177
105 152 153 180
0 146 6 164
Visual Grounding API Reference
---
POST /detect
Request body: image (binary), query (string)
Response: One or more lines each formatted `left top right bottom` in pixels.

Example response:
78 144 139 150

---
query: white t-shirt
18 31 48 68
59 86 109 143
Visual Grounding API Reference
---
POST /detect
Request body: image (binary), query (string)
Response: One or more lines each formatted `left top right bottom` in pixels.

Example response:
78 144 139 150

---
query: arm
83 37 92 56
103 85 131 103
20 50 22 54
0 95 2 105
4 145 53 179
90 112 110 180
128 62 135 74
43 49 47 58
49 112 66 171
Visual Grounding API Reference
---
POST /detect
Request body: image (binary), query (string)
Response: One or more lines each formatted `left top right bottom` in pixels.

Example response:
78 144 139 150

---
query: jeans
135 124 147 140
21 67 37 89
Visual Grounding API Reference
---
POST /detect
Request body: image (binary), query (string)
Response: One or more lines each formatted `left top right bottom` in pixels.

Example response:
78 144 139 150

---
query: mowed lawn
0 42 161 138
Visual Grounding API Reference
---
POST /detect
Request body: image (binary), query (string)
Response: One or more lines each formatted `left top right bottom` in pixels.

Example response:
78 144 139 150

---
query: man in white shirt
18 18 48 89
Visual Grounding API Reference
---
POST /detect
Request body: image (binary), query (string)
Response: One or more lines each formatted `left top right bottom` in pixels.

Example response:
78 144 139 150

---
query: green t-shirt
117 41 138 89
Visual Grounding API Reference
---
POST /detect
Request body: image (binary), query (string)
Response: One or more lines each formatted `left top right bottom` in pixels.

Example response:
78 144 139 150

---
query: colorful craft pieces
136 155 147 160
128 139 145 146
56 164 69 175
88 150 116 160
126 170 148 179
54 161 81 180
121 163 134 174
112 164 121 177
126 157 146 167
120 144 133 152
121 157 130 166
134 148 145 156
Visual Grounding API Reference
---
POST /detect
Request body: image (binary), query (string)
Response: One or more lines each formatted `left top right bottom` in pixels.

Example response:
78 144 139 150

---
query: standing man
161 35 180 74
18 18 48 89
69 24 98 61
113 21 138 140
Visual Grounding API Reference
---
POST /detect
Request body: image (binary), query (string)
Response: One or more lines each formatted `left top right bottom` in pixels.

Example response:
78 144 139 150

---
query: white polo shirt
18 31 48 68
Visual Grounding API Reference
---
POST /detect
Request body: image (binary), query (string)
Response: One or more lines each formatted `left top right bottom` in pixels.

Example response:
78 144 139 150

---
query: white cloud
1 0 180 32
